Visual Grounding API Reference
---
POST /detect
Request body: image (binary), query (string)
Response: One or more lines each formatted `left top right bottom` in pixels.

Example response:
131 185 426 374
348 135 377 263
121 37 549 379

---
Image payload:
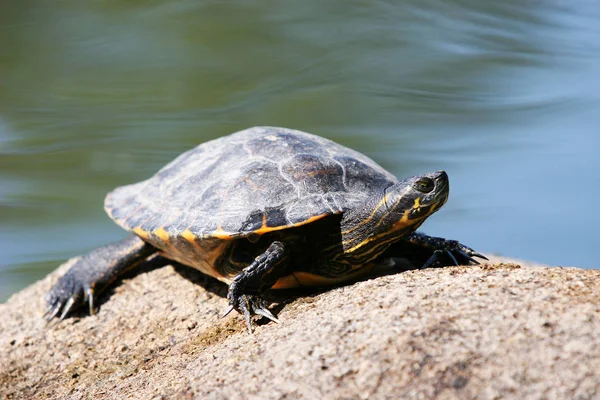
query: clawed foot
222 282 279 333
44 260 96 322
421 240 488 269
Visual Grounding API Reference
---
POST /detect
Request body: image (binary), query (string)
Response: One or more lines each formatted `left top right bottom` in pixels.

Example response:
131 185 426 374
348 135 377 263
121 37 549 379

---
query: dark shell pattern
105 127 397 243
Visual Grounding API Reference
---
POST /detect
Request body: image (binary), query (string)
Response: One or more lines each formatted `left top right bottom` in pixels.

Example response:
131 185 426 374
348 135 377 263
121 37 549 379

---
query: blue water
1 0 598 302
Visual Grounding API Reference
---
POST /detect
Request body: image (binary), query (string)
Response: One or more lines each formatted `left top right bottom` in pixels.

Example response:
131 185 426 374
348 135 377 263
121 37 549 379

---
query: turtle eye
414 178 434 193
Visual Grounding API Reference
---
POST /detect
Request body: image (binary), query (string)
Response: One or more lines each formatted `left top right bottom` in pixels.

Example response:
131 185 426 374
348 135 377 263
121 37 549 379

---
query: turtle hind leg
45 235 157 322
223 241 289 333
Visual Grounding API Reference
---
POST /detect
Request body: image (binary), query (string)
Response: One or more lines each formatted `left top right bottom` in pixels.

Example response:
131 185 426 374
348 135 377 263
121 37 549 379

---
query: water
1 0 598 302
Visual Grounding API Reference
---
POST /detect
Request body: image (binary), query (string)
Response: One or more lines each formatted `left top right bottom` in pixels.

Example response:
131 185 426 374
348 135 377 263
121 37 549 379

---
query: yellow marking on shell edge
133 226 149 239
153 227 170 242
181 229 198 243
211 226 231 240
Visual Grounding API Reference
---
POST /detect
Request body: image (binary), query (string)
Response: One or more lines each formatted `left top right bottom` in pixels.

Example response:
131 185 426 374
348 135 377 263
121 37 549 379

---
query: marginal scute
211 227 233 240
153 227 170 243
133 226 149 240
180 229 198 244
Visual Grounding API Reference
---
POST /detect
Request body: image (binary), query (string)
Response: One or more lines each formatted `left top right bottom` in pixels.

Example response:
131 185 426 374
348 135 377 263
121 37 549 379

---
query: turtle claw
221 305 236 319
421 249 458 269
86 287 96 316
253 305 280 324
455 248 478 264
224 290 278 333
445 250 459 266
44 274 94 322
461 250 488 264
420 240 486 269
421 252 440 270
469 257 481 265
237 297 254 334
43 303 55 319
59 296 78 321
45 302 62 322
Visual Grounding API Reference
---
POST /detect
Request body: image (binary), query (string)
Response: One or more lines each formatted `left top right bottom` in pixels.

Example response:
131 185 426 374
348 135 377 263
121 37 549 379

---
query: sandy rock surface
1 256 599 400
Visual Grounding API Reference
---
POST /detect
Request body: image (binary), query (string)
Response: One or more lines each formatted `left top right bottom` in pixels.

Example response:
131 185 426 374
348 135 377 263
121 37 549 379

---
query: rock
1 257 599 399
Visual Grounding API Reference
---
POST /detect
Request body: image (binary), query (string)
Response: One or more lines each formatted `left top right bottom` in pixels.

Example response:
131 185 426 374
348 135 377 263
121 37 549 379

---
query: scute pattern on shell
105 127 397 239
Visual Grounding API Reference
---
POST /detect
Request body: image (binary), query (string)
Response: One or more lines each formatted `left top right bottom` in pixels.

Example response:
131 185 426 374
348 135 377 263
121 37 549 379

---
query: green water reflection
1 0 598 301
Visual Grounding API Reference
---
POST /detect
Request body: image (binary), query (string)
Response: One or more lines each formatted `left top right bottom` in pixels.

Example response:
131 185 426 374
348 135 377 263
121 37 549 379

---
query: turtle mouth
419 190 448 215
430 191 449 213
435 169 449 192
433 170 449 193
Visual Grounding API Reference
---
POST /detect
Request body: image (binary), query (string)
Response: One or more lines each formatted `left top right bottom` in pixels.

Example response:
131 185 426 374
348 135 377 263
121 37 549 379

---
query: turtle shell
105 126 398 280
106 127 396 239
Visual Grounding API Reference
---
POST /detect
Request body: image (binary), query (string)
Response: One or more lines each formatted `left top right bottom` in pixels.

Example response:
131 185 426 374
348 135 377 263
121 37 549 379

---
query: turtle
45 126 486 332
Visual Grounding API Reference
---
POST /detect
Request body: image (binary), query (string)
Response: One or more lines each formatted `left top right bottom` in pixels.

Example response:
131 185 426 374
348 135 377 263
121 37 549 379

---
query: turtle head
382 170 449 230
339 170 449 261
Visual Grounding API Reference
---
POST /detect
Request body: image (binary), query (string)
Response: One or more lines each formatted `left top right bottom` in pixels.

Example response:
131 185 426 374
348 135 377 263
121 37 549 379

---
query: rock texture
1 257 599 400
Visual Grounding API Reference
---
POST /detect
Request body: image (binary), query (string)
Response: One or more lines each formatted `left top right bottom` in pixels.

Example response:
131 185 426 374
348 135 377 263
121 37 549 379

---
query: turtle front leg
45 236 157 322
222 241 289 333
406 231 487 269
